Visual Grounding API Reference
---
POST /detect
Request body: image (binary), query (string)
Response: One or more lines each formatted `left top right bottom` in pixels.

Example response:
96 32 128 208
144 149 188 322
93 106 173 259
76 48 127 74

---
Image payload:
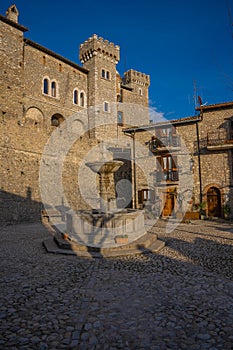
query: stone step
43 232 165 258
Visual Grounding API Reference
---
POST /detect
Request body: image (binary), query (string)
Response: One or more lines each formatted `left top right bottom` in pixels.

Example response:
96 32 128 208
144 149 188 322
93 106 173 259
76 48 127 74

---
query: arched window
51 114 64 127
139 88 143 96
51 81 57 97
43 78 49 94
80 92 85 107
73 89 78 105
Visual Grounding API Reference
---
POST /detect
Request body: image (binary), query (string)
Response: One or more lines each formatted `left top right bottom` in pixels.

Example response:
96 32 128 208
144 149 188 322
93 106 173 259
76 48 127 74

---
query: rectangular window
104 102 109 112
117 111 123 125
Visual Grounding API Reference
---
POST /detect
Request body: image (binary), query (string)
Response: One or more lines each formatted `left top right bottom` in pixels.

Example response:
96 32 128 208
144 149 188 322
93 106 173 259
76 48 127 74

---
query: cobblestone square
0 219 233 349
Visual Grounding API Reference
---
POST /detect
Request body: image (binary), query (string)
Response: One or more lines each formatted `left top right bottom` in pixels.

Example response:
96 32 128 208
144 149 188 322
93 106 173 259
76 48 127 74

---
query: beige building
124 102 233 219
1 5 232 223
0 5 150 222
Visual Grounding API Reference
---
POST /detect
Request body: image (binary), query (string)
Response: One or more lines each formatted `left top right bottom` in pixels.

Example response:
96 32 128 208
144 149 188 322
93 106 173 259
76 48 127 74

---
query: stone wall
0 8 150 223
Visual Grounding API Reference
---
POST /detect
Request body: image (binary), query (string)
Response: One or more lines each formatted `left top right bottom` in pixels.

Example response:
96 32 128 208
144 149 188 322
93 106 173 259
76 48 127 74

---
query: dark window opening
73 90 78 105
51 81 56 97
117 111 123 125
80 92 85 107
51 114 64 127
43 78 49 94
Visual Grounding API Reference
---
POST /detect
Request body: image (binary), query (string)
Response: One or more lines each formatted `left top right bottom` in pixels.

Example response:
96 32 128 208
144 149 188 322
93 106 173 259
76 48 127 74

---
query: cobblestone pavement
0 219 233 350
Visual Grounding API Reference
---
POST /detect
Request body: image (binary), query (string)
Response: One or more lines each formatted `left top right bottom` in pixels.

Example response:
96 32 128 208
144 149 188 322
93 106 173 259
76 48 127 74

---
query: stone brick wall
0 7 150 222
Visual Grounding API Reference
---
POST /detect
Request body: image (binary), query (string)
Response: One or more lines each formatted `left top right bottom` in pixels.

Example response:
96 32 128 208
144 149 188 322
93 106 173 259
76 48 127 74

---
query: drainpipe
124 131 137 209
196 119 203 204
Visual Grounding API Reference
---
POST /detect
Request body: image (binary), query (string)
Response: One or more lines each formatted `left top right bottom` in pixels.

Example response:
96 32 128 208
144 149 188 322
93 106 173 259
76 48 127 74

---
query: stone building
0 5 150 222
124 102 233 219
1 5 232 223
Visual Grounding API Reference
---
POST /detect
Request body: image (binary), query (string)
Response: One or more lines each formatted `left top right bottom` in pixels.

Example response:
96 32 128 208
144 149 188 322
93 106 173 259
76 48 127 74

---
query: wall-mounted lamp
189 157 194 172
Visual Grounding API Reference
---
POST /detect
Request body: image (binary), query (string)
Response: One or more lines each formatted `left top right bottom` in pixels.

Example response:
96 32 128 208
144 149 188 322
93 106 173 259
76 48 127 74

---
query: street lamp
189 157 194 172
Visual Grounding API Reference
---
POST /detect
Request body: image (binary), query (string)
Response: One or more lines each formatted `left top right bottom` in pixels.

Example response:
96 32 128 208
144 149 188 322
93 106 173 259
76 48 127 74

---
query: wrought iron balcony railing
207 130 233 148
155 170 179 182
149 136 180 153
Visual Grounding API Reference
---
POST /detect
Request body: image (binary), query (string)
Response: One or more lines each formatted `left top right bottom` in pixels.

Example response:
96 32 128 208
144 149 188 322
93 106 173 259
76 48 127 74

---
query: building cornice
24 38 89 74
123 115 202 133
0 14 28 32
196 101 233 111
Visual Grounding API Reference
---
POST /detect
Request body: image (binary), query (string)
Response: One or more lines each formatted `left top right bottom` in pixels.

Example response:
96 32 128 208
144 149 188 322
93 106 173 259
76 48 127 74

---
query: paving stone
0 220 233 349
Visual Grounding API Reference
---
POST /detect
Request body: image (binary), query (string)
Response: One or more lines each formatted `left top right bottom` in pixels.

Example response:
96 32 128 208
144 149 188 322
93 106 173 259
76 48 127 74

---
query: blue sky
1 0 233 120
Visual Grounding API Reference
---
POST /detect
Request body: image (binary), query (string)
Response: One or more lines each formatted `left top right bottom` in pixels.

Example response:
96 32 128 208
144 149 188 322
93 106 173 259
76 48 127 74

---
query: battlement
79 34 120 64
6 4 19 23
123 69 150 87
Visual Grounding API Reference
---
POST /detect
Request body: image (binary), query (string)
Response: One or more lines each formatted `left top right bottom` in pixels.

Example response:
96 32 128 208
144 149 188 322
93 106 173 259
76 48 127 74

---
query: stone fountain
66 143 147 248
44 142 165 256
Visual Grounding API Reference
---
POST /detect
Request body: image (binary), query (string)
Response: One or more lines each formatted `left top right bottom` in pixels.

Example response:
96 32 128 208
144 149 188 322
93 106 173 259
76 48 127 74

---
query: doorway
207 187 221 217
163 191 175 216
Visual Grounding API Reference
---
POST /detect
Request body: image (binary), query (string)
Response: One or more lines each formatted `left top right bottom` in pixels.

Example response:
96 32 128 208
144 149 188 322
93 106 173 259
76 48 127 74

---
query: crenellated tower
79 34 120 108
123 69 150 107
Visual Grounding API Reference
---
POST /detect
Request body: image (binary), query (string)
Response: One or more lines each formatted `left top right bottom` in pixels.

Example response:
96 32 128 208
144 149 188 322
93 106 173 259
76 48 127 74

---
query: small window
43 78 49 94
51 116 60 127
104 101 109 112
80 92 85 107
51 81 56 97
117 111 123 125
101 69 110 80
51 114 64 127
73 89 78 105
139 88 143 96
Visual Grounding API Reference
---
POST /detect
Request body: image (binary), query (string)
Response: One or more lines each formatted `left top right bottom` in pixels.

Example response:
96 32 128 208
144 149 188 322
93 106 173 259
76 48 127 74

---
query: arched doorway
207 187 221 217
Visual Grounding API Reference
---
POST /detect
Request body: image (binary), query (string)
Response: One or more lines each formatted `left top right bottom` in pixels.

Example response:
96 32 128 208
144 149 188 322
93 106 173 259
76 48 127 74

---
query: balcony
155 170 179 183
207 130 233 150
148 136 180 154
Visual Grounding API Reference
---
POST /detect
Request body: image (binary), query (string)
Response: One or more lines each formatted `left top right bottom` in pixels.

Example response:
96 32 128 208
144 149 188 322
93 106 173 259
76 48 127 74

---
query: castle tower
6 4 19 23
123 69 150 107
79 34 120 108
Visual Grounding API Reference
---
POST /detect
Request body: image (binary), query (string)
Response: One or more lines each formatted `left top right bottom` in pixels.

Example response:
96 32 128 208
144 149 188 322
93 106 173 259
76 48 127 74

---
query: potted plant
197 202 206 219
114 234 128 244
223 204 231 219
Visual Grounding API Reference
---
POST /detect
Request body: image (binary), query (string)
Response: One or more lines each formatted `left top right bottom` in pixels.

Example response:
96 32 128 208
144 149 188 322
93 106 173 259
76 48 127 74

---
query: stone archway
24 107 44 126
207 187 221 217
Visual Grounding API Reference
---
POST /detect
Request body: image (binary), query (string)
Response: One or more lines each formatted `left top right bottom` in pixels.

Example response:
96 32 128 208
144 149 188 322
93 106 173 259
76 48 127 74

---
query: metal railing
155 170 179 182
207 130 233 146
149 136 180 152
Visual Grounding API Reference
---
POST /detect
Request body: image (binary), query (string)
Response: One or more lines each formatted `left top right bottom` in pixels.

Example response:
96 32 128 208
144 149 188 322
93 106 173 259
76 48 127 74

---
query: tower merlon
123 69 150 87
79 34 120 64
6 4 19 23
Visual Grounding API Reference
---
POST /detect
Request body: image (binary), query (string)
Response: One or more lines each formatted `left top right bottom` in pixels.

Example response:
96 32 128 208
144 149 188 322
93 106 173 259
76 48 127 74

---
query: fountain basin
66 209 146 248
86 160 123 174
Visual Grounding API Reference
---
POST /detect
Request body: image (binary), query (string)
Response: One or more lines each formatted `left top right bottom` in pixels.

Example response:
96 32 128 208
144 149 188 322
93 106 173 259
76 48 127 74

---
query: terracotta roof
0 14 28 32
123 115 202 133
24 39 88 74
195 101 233 111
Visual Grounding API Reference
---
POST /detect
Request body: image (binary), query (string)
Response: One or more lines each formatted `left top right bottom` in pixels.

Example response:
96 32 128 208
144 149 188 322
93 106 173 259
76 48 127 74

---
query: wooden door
207 187 221 217
163 192 174 216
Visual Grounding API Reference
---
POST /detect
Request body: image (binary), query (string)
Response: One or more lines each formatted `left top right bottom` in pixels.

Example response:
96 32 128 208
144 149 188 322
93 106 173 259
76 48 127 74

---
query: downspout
196 107 203 204
124 130 137 209
132 132 137 209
